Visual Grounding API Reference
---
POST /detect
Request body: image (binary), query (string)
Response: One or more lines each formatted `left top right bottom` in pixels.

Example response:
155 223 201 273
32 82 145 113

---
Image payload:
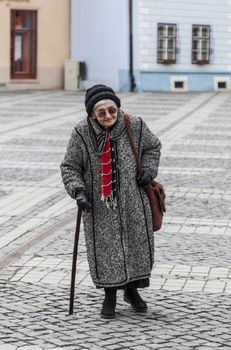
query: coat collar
87 110 126 155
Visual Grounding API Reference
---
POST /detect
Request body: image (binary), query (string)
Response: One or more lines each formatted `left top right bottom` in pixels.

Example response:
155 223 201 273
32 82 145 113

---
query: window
175 81 184 89
11 10 37 79
214 77 230 91
171 76 188 92
218 82 226 89
157 23 177 64
192 25 211 65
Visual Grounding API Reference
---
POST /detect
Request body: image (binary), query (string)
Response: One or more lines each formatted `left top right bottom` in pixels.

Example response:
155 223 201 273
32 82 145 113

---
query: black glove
75 190 91 212
137 172 152 188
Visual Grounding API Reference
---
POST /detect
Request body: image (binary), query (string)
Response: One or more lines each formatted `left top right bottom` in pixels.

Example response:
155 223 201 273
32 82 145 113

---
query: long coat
60 110 161 288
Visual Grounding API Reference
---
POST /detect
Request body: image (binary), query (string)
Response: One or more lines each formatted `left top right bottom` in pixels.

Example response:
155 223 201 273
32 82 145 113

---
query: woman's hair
93 99 117 111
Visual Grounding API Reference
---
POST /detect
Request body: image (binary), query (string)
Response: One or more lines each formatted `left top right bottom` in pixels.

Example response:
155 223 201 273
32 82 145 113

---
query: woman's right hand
75 190 91 212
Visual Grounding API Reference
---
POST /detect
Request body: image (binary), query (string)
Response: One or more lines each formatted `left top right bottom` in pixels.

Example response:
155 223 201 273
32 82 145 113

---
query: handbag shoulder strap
124 114 143 176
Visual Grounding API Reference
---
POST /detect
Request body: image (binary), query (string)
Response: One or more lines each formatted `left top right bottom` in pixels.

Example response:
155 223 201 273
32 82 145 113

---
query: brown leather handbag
124 114 166 231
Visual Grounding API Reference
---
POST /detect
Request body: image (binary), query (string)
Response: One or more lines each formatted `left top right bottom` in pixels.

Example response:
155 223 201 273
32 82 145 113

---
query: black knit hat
85 84 121 116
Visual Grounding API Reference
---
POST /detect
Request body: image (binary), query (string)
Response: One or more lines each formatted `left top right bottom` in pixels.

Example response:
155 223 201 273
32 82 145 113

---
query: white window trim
214 76 230 91
170 76 188 92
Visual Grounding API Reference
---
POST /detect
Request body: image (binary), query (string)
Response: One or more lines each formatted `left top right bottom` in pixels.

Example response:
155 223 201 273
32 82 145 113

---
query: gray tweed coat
60 110 161 288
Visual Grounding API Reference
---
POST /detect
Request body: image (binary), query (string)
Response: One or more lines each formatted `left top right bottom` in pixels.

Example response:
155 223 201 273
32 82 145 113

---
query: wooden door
11 10 37 79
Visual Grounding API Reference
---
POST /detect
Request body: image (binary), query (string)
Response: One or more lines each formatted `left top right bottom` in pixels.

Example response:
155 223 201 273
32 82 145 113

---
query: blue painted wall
140 71 231 91
71 0 129 91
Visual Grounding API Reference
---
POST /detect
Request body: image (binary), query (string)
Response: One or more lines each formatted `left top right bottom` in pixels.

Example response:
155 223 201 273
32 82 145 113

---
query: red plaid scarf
101 133 116 209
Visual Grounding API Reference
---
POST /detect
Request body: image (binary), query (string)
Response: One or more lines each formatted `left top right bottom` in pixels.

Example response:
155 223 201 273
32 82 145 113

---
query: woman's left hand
137 172 152 187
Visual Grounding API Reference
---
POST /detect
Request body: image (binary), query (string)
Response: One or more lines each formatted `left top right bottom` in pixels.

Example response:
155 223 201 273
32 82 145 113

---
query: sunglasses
95 107 118 118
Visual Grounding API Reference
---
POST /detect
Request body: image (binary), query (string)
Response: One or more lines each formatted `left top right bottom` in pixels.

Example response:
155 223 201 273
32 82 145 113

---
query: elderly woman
60 85 161 319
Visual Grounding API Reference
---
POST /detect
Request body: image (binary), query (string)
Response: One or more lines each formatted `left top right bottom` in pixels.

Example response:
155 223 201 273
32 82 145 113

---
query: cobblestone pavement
0 90 231 349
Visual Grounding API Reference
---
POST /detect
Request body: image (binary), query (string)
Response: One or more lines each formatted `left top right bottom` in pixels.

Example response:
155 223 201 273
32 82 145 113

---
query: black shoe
124 288 147 312
101 288 116 319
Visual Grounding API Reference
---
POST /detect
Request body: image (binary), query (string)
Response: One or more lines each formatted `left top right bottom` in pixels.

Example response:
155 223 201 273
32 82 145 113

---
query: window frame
192 24 211 65
10 9 37 79
157 23 177 64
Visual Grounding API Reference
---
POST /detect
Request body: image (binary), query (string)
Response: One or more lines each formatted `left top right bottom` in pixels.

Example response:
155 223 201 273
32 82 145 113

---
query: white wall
138 0 231 72
71 0 130 91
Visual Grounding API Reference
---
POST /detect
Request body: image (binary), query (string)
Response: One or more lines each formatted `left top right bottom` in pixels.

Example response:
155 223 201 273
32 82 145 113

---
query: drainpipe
129 0 136 91
69 0 72 59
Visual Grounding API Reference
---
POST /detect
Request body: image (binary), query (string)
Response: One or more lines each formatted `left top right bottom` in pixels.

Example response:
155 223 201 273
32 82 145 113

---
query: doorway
10 10 37 79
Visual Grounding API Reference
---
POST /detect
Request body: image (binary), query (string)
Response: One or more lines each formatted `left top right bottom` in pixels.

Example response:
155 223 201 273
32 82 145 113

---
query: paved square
0 90 230 349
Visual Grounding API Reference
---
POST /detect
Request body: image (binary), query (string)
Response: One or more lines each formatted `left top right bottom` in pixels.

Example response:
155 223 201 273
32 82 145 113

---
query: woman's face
92 101 118 129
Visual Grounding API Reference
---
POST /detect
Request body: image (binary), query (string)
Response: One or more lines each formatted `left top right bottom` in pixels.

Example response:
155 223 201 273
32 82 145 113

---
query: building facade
71 0 231 92
137 0 231 92
0 0 70 89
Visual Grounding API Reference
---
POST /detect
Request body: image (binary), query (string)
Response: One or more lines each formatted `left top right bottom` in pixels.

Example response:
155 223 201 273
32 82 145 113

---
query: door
11 10 37 79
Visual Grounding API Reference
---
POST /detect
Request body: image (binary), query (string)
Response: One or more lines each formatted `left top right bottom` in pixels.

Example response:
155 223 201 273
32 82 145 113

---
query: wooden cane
69 207 82 315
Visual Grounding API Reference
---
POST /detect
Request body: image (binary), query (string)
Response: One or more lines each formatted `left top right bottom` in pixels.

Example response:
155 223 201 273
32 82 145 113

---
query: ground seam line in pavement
158 92 219 136
0 108 85 136
163 168 231 187
0 214 75 272
0 92 135 136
